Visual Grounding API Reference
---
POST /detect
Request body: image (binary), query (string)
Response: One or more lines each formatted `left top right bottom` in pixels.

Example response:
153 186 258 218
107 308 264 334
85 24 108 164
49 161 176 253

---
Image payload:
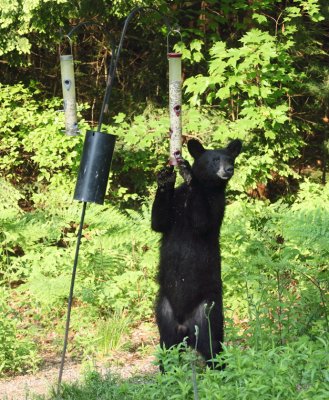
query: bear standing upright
151 138 242 368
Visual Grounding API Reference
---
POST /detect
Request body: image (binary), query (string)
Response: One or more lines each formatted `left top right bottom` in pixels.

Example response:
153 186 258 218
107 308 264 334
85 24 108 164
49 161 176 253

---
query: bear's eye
208 158 220 167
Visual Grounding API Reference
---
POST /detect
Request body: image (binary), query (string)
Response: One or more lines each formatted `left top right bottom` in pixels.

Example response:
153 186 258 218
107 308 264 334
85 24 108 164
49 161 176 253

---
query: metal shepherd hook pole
56 7 172 395
57 201 86 389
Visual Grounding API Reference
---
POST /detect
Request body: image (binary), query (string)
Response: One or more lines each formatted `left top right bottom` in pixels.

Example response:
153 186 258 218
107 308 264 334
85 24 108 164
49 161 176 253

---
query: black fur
152 139 242 368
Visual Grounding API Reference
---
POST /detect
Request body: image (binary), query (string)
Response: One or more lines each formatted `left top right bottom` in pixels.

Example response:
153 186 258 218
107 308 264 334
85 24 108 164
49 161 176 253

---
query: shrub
49 336 329 400
0 289 39 376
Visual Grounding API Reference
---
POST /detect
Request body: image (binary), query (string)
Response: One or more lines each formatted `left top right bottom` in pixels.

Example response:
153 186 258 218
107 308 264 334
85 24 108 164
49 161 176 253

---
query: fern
0 179 22 215
222 182 329 346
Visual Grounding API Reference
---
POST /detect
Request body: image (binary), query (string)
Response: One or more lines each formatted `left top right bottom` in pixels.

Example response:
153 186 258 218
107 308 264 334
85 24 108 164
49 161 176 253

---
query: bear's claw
177 157 193 185
157 166 176 189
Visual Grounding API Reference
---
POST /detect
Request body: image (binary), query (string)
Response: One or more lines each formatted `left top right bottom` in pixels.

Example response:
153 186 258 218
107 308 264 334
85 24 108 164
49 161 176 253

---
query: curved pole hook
60 8 173 133
167 28 182 54
97 6 173 132
60 21 116 56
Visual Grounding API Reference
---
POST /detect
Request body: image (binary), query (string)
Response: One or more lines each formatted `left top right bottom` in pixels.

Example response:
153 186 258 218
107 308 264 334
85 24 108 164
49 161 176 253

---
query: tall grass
96 310 131 356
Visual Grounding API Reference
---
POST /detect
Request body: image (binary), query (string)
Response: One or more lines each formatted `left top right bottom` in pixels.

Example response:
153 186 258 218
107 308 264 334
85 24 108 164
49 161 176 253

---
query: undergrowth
1 177 329 383
42 336 329 399
0 84 328 389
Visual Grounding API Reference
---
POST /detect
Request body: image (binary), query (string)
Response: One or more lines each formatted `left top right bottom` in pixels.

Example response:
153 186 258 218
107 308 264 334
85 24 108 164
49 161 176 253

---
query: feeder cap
167 52 182 58
60 54 74 61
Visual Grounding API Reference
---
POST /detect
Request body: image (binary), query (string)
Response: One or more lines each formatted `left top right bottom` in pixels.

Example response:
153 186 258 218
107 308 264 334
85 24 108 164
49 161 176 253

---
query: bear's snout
224 166 234 175
216 163 234 180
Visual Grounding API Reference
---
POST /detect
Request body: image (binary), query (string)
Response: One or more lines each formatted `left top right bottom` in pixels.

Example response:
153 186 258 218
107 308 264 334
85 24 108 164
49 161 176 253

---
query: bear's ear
188 139 206 159
227 139 242 158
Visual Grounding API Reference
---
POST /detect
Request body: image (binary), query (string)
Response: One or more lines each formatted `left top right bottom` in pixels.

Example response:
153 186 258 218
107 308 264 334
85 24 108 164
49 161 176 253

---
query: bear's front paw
177 156 193 185
157 166 176 190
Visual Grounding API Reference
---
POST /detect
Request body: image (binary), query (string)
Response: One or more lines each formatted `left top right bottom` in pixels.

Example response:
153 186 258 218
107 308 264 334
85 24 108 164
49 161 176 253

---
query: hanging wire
167 27 182 54
59 35 73 56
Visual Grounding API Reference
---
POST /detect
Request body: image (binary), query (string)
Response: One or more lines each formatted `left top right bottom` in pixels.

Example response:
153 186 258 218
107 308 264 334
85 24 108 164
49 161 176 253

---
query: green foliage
95 310 131 356
0 178 23 216
0 0 164 60
0 289 39 376
0 83 86 185
107 106 226 204
177 0 327 189
184 27 303 188
2 172 329 378
48 336 329 399
0 83 228 206
1 0 329 386
175 39 205 65
0 178 161 370
222 182 329 347
1 81 328 379
1 194 159 317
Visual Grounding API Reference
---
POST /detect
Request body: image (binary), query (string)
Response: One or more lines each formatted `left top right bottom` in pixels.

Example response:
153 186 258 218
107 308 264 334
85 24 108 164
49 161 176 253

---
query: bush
50 336 329 399
0 289 39 376
0 83 87 185
222 181 329 347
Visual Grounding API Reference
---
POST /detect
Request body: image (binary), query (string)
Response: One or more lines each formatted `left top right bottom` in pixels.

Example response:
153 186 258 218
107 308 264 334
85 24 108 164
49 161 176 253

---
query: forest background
0 1 329 398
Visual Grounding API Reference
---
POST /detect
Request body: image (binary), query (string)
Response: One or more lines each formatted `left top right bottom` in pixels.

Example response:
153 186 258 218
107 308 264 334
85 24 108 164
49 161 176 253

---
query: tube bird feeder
60 52 79 136
168 53 182 165
167 29 182 166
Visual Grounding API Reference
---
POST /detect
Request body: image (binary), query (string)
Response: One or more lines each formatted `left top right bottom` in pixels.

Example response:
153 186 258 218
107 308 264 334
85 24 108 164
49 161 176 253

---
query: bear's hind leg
156 296 188 348
156 296 190 372
185 299 224 369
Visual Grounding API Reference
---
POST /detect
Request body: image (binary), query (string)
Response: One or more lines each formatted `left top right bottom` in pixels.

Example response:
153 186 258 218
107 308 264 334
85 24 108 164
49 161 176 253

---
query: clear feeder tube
168 53 182 165
60 54 79 136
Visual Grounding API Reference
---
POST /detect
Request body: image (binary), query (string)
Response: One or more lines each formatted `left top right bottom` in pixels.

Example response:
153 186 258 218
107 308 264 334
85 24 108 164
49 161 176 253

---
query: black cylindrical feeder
74 130 116 205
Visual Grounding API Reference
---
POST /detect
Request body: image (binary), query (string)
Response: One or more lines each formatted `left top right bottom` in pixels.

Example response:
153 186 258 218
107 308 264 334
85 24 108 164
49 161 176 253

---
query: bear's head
187 139 242 187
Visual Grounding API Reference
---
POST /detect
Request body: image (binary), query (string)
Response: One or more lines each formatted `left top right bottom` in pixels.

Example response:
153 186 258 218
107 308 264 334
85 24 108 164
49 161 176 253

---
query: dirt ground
0 324 158 400
0 360 82 400
0 355 157 400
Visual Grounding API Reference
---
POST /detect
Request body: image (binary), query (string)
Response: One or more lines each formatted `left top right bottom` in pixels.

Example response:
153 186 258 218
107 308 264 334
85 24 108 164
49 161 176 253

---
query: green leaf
216 86 230 99
252 13 268 24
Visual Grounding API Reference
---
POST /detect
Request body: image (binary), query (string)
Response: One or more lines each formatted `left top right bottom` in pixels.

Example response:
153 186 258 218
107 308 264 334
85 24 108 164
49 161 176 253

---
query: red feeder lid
167 52 182 58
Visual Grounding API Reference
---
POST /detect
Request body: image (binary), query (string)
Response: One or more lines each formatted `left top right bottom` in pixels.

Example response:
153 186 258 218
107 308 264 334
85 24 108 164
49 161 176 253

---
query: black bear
151 138 242 368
